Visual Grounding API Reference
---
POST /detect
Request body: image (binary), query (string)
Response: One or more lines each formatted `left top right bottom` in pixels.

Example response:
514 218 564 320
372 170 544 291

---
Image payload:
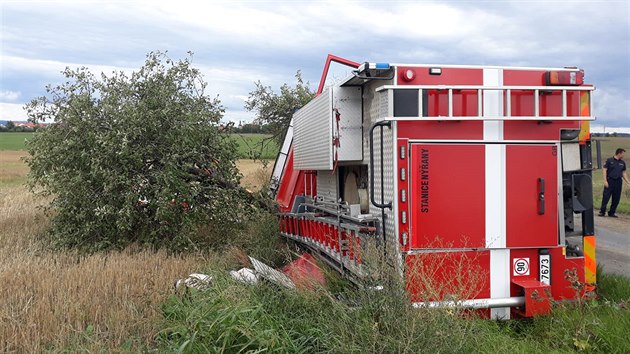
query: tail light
545 70 584 85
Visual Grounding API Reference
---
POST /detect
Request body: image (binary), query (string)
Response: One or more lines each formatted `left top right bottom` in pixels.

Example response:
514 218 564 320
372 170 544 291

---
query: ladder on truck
374 85 595 122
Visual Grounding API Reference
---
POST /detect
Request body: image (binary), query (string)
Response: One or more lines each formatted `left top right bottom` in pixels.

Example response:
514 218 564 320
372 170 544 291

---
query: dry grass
0 186 213 352
0 153 217 352
236 159 272 192
0 154 270 352
0 151 28 188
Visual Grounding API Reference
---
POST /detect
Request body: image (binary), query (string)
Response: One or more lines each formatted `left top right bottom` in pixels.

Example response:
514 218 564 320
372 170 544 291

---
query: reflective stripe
578 91 591 142
580 91 590 116
583 235 596 284
483 68 510 320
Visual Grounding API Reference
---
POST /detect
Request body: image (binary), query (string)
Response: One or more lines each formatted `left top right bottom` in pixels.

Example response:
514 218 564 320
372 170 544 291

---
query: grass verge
157 253 630 353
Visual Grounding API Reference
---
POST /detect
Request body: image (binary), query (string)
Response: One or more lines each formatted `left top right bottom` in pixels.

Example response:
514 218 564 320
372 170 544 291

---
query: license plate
539 254 551 285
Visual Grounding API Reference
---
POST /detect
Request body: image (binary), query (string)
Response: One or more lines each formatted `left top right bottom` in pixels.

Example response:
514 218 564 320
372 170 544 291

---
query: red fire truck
271 55 596 319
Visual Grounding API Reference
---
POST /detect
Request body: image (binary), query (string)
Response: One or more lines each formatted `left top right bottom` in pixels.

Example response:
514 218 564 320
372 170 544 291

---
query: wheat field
0 154 271 352
0 186 214 352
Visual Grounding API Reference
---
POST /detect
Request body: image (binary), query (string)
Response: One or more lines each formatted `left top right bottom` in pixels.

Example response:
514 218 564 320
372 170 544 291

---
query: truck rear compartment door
409 143 558 250
506 144 558 248
409 144 486 249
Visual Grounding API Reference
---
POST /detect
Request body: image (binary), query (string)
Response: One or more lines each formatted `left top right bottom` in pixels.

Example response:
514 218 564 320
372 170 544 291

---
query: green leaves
245 71 314 145
25 52 249 252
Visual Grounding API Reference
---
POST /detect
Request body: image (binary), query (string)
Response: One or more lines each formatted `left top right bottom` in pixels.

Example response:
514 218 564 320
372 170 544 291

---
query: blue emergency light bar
358 62 391 72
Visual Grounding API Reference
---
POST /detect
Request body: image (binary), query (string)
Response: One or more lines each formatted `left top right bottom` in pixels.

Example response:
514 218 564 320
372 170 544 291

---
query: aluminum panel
369 129 396 250
317 170 337 201
482 69 506 251
483 68 504 141
379 90 389 124
362 80 392 163
294 88 333 170
363 79 396 257
384 129 397 257
334 86 363 161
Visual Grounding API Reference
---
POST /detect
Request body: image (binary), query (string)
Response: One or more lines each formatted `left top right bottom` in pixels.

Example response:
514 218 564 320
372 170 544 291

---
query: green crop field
0 132 34 150
0 132 279 159
231 133 278 160
2 133 628 212
591 136 630 214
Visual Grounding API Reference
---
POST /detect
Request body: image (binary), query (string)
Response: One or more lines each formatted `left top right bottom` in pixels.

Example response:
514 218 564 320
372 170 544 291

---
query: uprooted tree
25 52 253 252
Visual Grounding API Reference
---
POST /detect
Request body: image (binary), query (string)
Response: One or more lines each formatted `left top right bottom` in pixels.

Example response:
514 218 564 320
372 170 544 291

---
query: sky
1 0 629 131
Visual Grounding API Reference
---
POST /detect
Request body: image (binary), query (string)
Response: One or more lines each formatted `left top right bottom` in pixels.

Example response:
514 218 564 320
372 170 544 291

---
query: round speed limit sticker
513 258 530 276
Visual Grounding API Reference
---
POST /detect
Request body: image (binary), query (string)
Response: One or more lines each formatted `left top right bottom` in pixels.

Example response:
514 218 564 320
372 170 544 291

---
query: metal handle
369 121 392 210
538 178 545 215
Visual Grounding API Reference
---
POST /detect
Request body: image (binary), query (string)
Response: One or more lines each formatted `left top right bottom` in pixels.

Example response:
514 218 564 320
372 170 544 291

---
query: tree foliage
245 71 314 145
25 52 251 252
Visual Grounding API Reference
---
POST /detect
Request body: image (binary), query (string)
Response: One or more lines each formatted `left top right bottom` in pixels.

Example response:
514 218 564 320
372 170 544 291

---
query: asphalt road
596 224 630 276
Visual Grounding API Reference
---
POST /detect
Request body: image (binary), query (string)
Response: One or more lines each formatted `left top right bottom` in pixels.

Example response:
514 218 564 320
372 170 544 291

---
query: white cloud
0 0 627 126
0 91 20 101
0 103 28 121
230 95 249 102
2 56 136 78
591 126 630 134
593 88 630 127
127 0 502 54
223 109 254 124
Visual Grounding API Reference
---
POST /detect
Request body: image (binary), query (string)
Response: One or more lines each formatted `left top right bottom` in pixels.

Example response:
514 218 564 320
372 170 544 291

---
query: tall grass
159 274 491 353
597 264 630 303
158 237 630 353
236 159 273 192
159 240 509 353
0 186 213 352
0 152 277 352
0 151 28 188
491 267 630 353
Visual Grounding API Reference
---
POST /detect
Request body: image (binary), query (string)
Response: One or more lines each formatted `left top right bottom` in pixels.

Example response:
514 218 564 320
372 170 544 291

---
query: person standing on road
599 148 630 217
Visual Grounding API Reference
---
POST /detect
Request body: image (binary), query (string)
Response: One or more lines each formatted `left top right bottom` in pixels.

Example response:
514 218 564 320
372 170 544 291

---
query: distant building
15 122 39 129
0 120 50 130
